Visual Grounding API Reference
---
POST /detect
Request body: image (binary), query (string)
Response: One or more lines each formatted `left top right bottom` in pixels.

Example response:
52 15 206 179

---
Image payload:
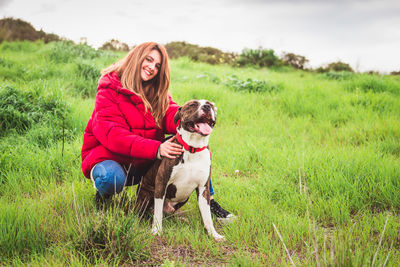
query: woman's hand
159 136 184 159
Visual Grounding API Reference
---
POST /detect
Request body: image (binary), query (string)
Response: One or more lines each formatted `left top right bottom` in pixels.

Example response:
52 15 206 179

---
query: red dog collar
176 133 208 153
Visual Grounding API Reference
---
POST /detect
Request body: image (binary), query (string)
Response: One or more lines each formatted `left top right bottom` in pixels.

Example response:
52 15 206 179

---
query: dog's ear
174 107 182 125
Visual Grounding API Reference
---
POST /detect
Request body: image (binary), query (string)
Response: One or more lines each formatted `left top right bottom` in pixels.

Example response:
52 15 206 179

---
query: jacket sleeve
162 94 180 134
92 88 161 160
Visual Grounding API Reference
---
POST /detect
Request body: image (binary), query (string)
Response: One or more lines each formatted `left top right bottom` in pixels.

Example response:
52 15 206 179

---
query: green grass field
0 41 399 266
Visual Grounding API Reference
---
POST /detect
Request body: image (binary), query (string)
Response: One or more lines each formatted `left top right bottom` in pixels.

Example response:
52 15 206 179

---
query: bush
317 61 354 73
0 85 73 142
225 75 283 93
76 62 100 81
100 39 130 51
236 47 281 68
73 62 100 97
0 106 32 135
390 70 400 75
280 52 309 70
47 41 103 63
327 61 354 72
165 41 236 65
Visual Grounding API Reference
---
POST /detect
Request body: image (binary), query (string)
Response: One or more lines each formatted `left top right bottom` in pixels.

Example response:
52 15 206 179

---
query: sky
1 0 399 73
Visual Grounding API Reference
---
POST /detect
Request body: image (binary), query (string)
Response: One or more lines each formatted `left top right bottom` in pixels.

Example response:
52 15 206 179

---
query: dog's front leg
197 186 225 241
152 161 171 236
152 196 165 235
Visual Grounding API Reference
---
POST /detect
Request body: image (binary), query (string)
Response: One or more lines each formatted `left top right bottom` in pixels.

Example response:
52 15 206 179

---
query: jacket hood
97 72 143 103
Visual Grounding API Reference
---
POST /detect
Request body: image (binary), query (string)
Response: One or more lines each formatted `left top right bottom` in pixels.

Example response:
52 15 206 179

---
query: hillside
0 17 60 43
0 41 399 265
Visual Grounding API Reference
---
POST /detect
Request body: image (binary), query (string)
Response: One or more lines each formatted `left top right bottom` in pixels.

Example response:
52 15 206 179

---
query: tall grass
0 41 399 265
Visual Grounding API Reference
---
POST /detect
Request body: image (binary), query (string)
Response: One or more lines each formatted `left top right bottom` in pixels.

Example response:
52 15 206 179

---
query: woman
81 42 233 221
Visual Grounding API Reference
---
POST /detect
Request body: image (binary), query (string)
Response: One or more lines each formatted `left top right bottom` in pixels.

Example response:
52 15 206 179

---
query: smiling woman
141 50 161 81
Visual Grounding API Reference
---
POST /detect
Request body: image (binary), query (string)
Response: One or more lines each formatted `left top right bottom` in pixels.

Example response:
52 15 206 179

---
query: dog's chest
167 150 211 201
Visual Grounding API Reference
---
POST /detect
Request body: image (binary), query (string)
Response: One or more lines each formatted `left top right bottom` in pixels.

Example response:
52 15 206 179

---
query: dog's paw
213 234 225 242
152 227 162 236
152 224 162 236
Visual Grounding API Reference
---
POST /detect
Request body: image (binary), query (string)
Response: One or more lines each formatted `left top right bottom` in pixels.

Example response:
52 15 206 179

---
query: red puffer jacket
81 72 179 178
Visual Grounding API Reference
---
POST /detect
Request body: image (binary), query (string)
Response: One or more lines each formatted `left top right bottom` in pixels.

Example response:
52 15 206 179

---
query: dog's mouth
185 116 215 136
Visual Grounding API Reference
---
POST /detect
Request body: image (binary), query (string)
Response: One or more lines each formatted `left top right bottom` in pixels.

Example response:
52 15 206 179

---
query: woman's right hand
159 136 184 159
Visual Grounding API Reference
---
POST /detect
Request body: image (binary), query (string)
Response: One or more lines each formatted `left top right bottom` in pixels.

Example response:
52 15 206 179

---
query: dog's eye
189 103 197 107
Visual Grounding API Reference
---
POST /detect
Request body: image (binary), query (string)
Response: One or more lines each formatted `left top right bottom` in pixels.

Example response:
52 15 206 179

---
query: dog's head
174 100 217 136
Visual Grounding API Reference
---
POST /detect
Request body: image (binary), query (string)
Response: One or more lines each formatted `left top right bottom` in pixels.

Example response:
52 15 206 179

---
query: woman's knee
91 160 126 196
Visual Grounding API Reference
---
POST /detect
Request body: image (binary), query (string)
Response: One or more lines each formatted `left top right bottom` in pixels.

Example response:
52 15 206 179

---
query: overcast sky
1 0 399 72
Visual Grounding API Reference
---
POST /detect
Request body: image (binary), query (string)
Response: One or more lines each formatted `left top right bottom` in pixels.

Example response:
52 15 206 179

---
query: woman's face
141 49 161 82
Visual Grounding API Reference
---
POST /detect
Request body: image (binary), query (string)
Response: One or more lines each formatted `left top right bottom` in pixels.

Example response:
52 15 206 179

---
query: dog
135 99 224 241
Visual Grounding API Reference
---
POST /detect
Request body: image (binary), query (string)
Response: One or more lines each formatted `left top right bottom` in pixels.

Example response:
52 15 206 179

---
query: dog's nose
202 104 211 112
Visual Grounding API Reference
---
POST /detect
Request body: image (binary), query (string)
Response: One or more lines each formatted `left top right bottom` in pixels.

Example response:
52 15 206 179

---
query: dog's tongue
195 122 213 135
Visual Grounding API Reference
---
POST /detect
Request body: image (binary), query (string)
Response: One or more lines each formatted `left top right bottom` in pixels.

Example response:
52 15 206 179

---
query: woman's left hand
159 136 184 159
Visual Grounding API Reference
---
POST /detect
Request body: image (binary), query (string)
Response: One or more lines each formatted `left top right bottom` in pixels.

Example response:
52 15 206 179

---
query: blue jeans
91 160 215 197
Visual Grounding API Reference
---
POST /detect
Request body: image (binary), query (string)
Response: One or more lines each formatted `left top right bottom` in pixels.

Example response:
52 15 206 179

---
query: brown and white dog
135 99 224 241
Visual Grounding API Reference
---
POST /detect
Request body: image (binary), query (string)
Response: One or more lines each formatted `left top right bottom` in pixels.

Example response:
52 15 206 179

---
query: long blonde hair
102 42 170 128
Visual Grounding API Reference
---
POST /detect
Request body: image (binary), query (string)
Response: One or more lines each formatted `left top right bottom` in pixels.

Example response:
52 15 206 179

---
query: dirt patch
135 237 227 265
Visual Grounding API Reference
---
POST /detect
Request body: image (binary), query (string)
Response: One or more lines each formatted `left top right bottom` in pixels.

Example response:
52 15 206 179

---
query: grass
0 41 399 265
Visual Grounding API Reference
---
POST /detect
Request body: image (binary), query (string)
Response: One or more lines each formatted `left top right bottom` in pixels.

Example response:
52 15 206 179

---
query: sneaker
210 199 235 224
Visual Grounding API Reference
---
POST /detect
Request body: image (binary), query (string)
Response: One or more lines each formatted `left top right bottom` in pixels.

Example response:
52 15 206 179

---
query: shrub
47 41 103 63
76 62 100 81
315 66 329 73
315 61 354 73
165 41 236 65
0 85 73 142
390 70 400 75
327 61 354 72
0 106 32 135
225 75 283 93
236 47 281 68
100 39 130 51
73 62 100 97
280 52 309 70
